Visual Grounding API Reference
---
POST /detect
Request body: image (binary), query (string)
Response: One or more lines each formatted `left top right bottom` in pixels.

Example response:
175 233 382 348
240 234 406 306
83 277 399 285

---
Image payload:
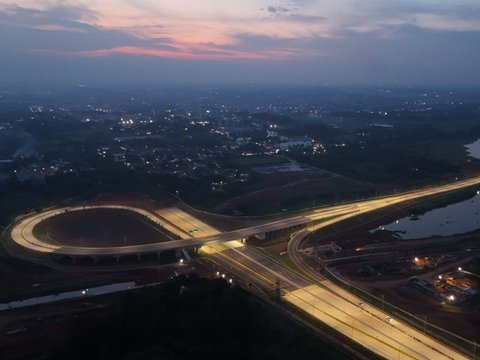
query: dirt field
33 208 174 247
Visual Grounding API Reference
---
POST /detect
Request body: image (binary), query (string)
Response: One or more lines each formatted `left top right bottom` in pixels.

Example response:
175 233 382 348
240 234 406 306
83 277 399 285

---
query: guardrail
323 266 476 358
289 224 477 359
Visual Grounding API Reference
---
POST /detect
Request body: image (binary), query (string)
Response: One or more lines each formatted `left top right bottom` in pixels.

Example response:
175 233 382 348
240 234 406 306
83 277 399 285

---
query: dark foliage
50 276 348 360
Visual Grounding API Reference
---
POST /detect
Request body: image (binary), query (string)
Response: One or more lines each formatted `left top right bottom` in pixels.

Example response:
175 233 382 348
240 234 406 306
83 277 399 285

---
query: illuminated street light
414 257 419 262
216 271 220 276
438 275 442 280
458 267 462 272
448 295 455 302
179 258 184 264
221 274 225 278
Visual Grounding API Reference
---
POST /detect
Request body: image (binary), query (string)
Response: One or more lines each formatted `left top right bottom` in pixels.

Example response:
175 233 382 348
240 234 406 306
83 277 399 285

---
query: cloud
0 2 91 19
0 1 478 85
288 14 325 23
266 5 291 13
24 44 312 61
0 3 321 61
0 3 97 31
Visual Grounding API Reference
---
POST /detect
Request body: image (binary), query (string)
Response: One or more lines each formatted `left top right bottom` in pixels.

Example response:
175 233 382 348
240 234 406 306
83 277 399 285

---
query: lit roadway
10 176 480 359
11 176 480 257
163 208 472 360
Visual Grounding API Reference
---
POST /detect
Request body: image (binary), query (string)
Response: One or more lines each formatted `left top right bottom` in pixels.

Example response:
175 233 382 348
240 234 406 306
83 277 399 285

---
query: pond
466 139 480 159
373 193 480 239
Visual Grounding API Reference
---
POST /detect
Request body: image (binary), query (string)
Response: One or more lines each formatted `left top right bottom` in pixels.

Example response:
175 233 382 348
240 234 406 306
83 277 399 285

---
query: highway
11 175 480 257
9 177 480 359
159 208 471 360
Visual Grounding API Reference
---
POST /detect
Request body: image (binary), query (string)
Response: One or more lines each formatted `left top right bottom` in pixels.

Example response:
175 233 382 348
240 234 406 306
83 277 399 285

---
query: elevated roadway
11 175 480 257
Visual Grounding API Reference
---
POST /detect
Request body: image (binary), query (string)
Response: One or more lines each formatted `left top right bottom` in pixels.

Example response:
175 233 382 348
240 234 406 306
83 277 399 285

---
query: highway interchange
12 175 480 258
9 175 480 359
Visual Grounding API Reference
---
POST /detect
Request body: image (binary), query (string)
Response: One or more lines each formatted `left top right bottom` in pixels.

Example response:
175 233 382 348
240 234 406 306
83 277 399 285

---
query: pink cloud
23 45 312 61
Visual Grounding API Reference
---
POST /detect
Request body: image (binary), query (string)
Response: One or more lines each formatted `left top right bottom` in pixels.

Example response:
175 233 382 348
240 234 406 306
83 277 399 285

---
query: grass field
222 176 377 215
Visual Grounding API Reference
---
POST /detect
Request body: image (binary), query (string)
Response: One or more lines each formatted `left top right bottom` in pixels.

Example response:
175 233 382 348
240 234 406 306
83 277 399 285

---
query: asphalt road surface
11 175 480 257
167 208 472 360
9 177 480 359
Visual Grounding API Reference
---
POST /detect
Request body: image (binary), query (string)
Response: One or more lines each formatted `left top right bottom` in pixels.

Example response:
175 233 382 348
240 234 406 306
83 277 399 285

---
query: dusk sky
1 1 479 86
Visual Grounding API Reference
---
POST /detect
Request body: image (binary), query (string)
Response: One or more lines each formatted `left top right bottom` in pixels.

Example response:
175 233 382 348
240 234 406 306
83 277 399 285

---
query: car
386 316 394 324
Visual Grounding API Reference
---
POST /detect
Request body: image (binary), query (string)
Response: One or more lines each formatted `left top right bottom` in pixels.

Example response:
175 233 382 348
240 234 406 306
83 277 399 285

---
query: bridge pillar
256 232 266 240
115 256 121 264
156 252 162 259
137 254 142 262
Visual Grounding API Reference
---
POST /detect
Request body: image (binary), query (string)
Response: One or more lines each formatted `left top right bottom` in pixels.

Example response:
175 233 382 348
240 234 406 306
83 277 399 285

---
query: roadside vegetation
49 275 350 360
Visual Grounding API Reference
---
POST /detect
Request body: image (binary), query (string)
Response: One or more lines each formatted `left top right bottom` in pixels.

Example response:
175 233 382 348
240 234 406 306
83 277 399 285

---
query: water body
0 281 138 311
466 139 480 159
374 194 480 240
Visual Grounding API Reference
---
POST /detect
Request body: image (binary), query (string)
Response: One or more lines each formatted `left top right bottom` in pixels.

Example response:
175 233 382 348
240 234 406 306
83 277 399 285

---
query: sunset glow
1 0 479 84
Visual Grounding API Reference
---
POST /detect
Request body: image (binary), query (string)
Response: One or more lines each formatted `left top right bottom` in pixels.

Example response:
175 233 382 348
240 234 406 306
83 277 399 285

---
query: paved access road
10 205 199 256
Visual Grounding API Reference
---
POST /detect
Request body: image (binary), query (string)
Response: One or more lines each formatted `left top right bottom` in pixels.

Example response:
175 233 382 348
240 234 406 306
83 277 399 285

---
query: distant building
277 139 312 150
15 167 45 184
